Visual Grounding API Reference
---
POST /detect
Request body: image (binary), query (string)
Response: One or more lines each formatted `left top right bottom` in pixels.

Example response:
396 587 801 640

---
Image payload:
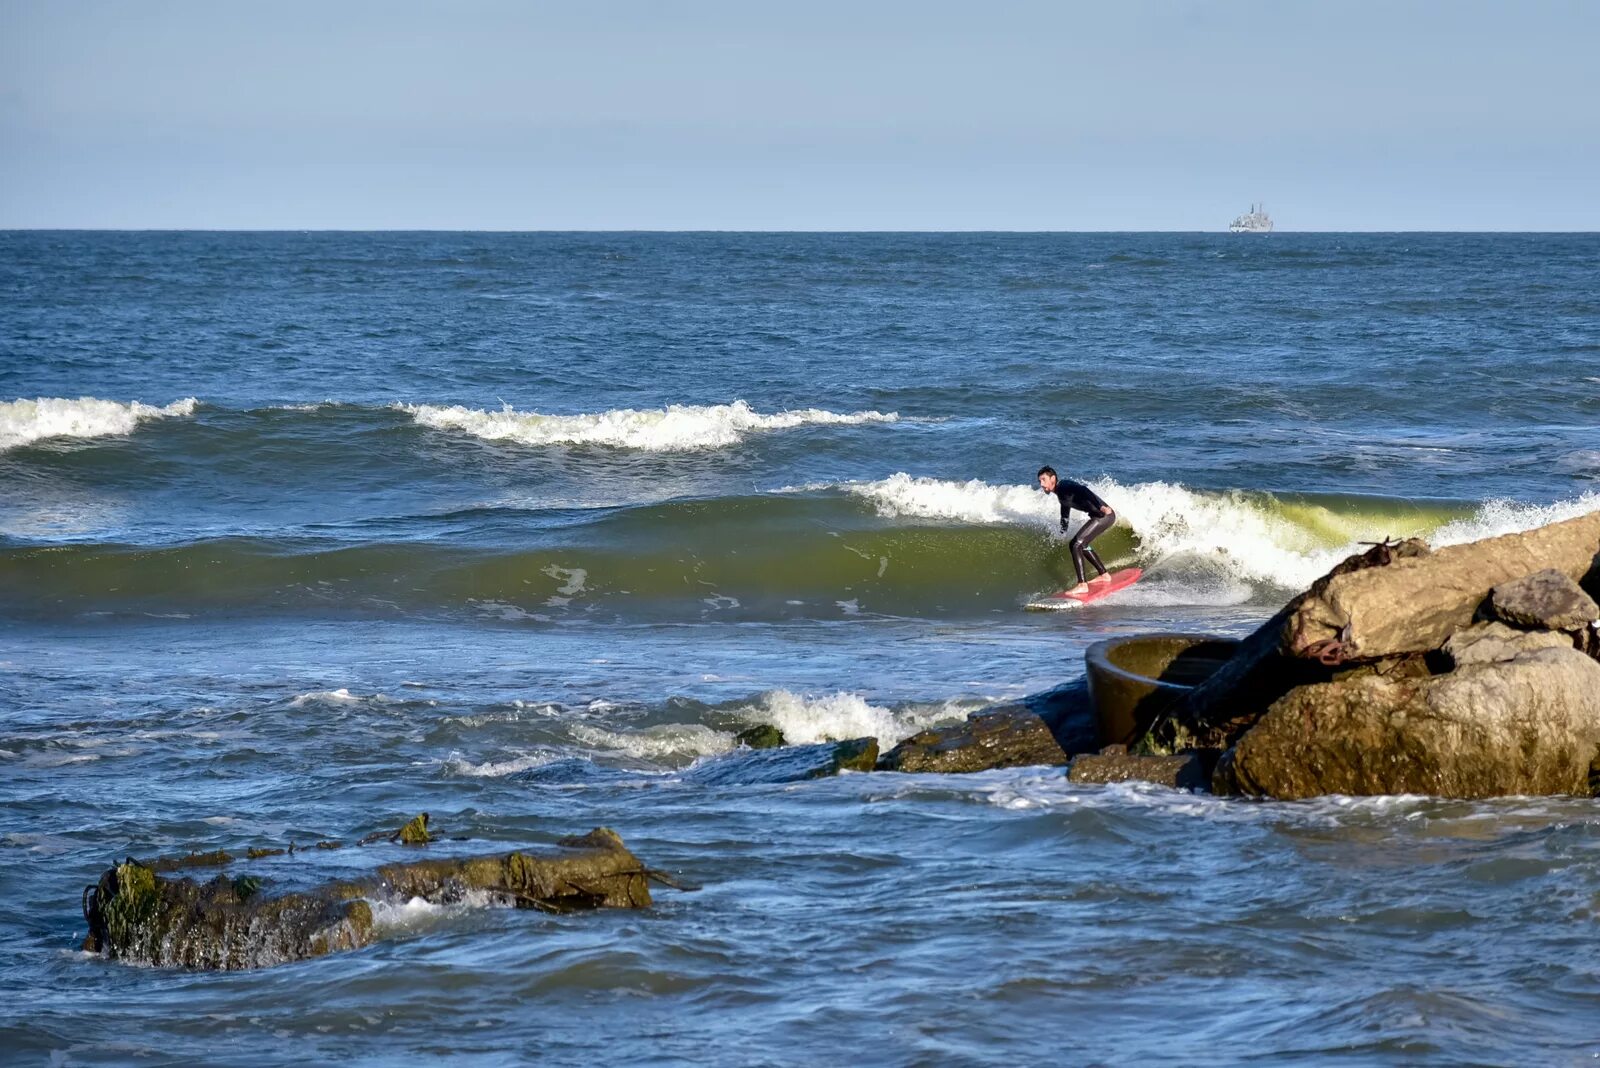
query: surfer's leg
1070 512 1115 581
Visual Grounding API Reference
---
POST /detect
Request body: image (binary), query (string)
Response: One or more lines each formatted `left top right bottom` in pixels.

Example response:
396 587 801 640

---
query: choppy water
2 232 1598 1065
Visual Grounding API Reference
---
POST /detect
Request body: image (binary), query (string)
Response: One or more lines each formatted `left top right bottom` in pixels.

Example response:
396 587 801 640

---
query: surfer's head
1037 466 1058 492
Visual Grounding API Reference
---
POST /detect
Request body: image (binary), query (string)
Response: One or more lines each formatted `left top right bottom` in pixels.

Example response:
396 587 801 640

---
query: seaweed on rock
81 827 662 970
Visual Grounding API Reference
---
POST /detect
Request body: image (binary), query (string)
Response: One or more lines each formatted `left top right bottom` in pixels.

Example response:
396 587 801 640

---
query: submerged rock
81 827 656 970
685 738 877 785
1068 750 1211 790
1488 568 1600 632
1216 646 1600 800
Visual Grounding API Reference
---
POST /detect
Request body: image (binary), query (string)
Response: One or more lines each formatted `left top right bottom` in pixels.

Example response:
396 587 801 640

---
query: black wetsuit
1050 479 1115 584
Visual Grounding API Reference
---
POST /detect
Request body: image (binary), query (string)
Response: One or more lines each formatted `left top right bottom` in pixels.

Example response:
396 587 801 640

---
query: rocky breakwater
1142 510 1600 800
82 825 666 970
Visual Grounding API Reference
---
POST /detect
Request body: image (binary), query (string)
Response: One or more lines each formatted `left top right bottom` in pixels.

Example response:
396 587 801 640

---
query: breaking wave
3 479 1594 619
0 396 198 451
734 689 968 750
398 399 898 451
843 474 1600 601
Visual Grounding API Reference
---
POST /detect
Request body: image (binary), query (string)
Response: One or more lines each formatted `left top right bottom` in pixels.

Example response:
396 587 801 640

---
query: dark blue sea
2 232 1598 1065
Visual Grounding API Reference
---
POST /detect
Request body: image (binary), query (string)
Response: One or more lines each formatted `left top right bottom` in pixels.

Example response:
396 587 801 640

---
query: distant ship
1228 203 1273 233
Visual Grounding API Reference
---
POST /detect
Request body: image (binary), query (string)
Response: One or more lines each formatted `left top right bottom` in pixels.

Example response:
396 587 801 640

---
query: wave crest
0 396 198 451
398 399 897 451
738 689 969 749
843 473 1600 599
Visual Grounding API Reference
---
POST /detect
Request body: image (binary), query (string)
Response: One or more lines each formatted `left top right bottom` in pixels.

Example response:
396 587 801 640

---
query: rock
1141 545 1429 754
82 827 654 969
1068 750 1211 790
1445 621 1573 666
147 849 235 873
685 738 878 785
1143 602 1336 752
1489 568 1600 631
1284 510 1600 663
83 860 374 971
877 678 1098 773
878 708 1066 773
396 813 432 844
988 677 1101 754
1149 512 1600 751
1217 646 1600 800
733 724 786 749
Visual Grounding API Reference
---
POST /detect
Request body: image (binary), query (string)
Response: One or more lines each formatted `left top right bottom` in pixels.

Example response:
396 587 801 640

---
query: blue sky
2 0 1596 230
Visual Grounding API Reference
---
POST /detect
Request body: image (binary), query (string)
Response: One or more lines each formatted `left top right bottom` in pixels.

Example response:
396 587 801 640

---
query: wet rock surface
879 708 1065 773
1216 647 1600 800
878 679 1096 773
1068 750 1210 790
733 724 787 749
82 827 657 970
686 737 878 785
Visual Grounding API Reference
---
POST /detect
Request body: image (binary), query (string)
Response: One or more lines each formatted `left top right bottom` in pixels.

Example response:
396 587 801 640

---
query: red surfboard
1026 567 1142 610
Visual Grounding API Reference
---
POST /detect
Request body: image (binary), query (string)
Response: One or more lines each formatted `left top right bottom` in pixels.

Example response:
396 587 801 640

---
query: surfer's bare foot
1065 583 1091 596
1089 573 1112 585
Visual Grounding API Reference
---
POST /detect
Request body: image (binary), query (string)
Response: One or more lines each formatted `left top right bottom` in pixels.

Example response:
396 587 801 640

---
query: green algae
396 813 431 844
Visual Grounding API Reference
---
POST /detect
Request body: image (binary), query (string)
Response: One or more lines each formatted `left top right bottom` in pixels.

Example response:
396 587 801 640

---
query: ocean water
1 231 1597 1066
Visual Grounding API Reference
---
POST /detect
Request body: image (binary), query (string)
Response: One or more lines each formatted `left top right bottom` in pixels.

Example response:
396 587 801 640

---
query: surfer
1037 466 1115 596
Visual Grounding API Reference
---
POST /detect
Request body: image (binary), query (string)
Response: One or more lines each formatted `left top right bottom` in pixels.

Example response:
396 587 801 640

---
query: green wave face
0 484 1554 621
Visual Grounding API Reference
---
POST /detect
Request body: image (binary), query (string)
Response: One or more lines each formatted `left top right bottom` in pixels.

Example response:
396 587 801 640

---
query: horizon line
4 227 1599 235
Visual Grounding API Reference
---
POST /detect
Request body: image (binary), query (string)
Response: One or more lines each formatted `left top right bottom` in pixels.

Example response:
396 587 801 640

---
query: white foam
368 889 505 933
848 472 1059 529
443 751 557 777
846 473 1355 595
843 473 1600 602
399 399 898 452
0 396 198 451
289 687 363 706
739 690 969 749
468 599 548 622
542 565 588 596
569 723 734 762
1430 491 1600 547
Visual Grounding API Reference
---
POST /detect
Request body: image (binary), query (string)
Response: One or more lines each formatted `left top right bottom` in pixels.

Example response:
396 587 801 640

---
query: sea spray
737 689 969 749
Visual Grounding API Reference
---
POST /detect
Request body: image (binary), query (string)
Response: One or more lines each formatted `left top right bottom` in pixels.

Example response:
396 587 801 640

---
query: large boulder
1488 568 1600 632
1215 646 1600 799
685 738 877 785
1284 510 1600 662
1147 512 1600 752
